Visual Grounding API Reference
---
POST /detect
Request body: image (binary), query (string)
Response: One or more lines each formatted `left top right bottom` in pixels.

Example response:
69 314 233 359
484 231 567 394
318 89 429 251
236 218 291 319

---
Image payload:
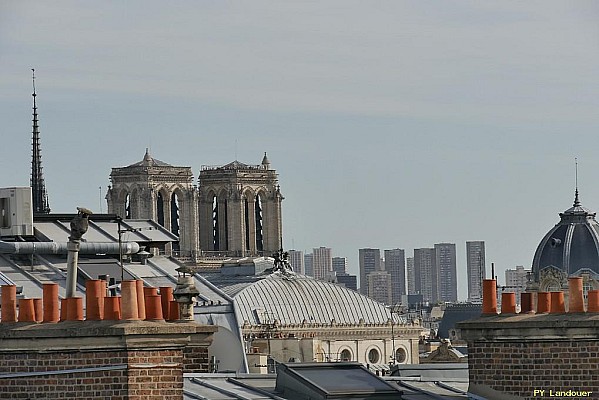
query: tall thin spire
30 69 51 214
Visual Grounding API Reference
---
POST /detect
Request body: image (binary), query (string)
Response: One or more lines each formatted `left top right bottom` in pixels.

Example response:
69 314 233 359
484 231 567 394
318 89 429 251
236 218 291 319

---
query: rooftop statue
269 248 294 275
68 207 92 241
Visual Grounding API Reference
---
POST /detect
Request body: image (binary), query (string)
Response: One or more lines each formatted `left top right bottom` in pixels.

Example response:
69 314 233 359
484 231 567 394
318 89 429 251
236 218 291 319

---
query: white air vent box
0 187 34 237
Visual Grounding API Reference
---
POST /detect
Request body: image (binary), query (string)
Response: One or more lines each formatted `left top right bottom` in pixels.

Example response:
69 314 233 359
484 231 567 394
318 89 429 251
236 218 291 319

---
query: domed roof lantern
533 186 599 283
261 152 271 169
560 188 595 218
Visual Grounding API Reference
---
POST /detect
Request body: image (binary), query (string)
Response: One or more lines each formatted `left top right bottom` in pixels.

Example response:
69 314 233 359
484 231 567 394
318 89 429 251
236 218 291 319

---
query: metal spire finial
574 157 580 207
32 69 37 96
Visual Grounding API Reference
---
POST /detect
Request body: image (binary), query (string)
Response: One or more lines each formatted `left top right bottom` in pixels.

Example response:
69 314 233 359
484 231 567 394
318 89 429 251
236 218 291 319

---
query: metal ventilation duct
0 241 139 255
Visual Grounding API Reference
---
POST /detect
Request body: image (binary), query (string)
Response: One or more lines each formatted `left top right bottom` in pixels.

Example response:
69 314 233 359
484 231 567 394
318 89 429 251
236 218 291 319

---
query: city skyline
300 242 503 303
2 2 599 301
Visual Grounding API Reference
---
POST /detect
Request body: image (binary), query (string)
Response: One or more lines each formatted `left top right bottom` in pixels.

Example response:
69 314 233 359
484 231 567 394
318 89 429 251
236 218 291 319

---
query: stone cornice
0 320 217 352
242 323 421 339
457 313 599 341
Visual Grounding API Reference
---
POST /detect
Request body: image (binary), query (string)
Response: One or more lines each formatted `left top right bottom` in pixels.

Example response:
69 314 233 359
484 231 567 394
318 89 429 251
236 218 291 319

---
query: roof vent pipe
482 279 497 315
568 277 585 313
588 290 599 312
550 292 565 313
537 292 551 313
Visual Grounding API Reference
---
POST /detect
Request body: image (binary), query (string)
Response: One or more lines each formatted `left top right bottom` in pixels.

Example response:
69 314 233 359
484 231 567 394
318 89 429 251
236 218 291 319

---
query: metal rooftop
183 367 469 400
201 271 404 326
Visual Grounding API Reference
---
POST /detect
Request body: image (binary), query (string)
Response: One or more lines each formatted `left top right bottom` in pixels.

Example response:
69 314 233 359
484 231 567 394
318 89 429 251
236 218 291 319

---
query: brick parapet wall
127 349 183 400
182 345 210 373
458 314 599 399
0 321 216 400
468 340 599 398
0 348 184 400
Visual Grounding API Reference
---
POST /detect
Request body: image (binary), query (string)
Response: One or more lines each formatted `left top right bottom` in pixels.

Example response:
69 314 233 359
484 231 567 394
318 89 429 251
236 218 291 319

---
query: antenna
235 138 238 161
575 157 578 191
574 157 580 207
99 186 103 213
32 68 36 95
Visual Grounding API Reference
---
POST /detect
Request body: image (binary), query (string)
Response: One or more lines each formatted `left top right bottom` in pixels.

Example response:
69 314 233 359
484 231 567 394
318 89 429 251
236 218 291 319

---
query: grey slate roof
183 372 468 400
437 303 482 339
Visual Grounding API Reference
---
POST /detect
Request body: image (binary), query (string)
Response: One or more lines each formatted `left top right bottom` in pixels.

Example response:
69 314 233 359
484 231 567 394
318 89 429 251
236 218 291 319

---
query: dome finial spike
32 68 36 96
574 157 580 207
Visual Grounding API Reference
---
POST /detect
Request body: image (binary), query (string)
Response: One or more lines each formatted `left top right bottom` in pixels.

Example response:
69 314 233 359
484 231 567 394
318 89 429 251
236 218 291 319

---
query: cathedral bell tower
198 153 283 257
106 149 199 259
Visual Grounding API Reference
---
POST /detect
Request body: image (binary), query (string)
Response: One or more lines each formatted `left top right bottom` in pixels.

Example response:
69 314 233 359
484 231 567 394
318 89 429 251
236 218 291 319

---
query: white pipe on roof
0 240 140 255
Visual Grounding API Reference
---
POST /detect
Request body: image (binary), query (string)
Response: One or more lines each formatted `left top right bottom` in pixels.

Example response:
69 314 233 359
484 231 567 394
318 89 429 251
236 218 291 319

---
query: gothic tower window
212 195 219 251
157 192 165 226
171 192 180 252
244 197 250 251
255 193 264 252
125 194 131 219
223 198 228 250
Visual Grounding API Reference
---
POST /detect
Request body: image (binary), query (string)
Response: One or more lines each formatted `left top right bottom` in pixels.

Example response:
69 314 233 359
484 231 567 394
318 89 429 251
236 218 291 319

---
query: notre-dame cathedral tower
106 150 283 262
106 149 199 259
198 153 283 257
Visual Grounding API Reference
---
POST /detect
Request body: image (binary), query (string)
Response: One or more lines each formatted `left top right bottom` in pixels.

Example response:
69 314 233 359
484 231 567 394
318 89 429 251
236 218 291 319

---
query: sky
2 1 599 300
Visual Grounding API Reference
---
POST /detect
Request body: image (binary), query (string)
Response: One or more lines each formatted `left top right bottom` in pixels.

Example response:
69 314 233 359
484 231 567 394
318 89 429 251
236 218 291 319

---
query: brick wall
0 349 184 400
182 345 210 373
127 350 183 400
0 321 217 400
458 314 599 400
468 341 599 398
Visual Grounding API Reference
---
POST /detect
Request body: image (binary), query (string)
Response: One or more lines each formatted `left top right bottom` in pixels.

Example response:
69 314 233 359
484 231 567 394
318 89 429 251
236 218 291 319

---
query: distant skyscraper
336 274 358 291
406 257 415 295
312 247 332 280
288 249 304 274
435 243 457 302
304 253 313 277
413 248 437 303
29 69 50 214
359 248 381 295
466 241 486 303
331 256 357 291
332 257 347 275
384 249 406 305
367 270 392 305
505 265 530 305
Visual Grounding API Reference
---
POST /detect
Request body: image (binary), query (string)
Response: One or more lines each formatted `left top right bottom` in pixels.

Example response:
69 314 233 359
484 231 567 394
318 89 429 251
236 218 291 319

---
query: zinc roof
216 273 395 326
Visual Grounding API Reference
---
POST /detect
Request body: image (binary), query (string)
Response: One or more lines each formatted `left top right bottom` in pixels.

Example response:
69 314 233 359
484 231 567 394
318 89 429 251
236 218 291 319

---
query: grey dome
532 190 599 280
232 274 393 326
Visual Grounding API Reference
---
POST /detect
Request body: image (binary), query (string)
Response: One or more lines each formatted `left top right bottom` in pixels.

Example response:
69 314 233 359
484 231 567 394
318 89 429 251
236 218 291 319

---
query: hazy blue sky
2 1 599 300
